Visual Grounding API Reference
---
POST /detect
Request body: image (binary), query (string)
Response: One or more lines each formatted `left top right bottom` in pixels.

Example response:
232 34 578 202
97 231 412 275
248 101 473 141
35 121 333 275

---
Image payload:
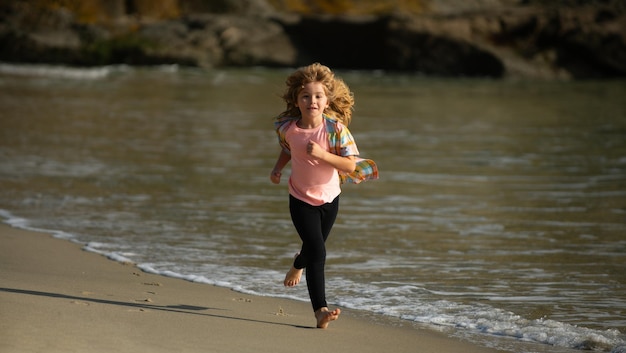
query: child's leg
289 195 327 309
288 196 339 313
320 196 339 242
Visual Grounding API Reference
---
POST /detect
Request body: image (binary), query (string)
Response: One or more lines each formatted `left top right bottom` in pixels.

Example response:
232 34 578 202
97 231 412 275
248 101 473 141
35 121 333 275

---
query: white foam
0 209 75 240
0 63 112 80
335 291 626 352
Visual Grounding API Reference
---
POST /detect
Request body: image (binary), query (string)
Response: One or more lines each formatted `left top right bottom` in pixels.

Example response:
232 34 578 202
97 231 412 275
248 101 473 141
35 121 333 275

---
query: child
270 63 378 328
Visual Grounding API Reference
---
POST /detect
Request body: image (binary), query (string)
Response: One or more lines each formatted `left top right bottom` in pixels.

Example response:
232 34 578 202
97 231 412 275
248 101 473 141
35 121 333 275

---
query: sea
0 63 624 353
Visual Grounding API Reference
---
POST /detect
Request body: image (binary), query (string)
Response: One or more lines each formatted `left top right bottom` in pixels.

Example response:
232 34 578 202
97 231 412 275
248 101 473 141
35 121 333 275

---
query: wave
0 62 180 80
0 63 115 79
340 290 626 353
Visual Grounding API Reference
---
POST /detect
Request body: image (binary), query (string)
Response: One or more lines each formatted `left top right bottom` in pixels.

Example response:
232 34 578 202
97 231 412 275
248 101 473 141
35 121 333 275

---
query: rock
0 3 82 64
279 15 390 70
137 14 297 68
206 15 296 67
0 0 624 79
385 15 506 77
139 19 219 67
278 14 504 77
180 0 275 18
488 4 626 78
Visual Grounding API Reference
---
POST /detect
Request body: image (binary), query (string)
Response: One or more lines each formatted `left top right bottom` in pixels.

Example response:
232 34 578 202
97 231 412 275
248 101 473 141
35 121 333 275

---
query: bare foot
283 266 303 287
284 253 302 287
315 307 341 329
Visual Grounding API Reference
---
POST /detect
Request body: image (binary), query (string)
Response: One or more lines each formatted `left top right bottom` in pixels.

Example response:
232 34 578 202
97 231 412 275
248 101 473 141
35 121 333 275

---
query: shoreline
0 223 505 353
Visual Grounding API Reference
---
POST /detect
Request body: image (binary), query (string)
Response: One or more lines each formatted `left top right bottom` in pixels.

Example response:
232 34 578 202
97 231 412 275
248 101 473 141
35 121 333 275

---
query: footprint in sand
143 282 162 287
234 297 252 303
274 306 292 317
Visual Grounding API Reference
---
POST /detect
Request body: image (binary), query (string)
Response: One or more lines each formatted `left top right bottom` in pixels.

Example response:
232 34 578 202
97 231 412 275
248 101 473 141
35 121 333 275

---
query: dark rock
279 14 504 77
280 15 389 70
136 14 297 68
387 32 505 77
180 0 274 17
0 1 624 79
138 19 217 67
489 5 626 78
210 15 296 67
385 16 505 77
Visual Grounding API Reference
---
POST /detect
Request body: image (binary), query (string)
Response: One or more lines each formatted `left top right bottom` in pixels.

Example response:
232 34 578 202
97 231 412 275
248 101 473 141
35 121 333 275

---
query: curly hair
278 63 354 126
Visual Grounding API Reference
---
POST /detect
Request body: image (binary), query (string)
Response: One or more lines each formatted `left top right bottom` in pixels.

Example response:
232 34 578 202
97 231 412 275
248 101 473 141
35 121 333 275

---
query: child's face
297 82 329 120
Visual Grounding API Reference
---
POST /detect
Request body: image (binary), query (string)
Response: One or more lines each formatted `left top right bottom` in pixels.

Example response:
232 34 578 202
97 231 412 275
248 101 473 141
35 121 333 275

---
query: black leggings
289 194 339 312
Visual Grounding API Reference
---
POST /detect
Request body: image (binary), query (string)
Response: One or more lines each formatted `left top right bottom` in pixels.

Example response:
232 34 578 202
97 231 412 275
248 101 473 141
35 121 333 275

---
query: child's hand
270 170 282 184
307 140 326 159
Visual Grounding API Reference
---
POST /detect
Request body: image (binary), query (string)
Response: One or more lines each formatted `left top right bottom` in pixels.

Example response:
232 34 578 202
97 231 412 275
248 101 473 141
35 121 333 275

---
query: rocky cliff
1 0 624 79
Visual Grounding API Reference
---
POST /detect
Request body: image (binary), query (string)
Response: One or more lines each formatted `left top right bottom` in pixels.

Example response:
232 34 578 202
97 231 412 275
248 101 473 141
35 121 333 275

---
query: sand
0 224 505 353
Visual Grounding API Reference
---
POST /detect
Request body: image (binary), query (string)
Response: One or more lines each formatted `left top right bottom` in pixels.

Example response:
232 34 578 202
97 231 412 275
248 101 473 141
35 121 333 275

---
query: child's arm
270 149 291 184
308 140 356 173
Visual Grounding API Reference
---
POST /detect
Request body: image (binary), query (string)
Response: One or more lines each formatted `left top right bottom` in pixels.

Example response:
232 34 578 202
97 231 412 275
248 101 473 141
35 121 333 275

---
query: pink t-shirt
285 122 341 206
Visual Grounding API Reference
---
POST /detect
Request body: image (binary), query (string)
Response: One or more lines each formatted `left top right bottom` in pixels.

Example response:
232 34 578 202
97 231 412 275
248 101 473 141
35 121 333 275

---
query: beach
1 65 624 353
0 224 505 353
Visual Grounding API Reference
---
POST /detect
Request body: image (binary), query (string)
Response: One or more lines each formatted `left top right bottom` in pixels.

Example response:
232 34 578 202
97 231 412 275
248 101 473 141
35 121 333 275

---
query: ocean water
0 63 625 353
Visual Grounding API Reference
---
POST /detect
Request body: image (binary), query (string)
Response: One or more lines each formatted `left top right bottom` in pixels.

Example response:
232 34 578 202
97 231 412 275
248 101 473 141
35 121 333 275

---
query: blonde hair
278 63 354 126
